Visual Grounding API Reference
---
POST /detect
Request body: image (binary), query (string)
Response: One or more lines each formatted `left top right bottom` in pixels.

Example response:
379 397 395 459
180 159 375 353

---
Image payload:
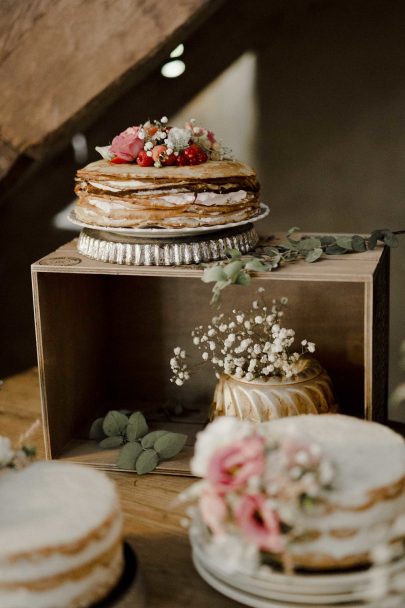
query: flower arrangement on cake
95 116 232 167
170 289 337 420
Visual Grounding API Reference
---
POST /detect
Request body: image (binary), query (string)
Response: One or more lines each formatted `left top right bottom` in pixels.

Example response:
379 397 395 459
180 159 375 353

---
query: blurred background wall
1 0 404 419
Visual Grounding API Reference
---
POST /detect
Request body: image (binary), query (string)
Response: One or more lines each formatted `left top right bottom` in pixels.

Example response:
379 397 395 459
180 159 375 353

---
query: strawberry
162 153 177 166
136 150 154 167
110 156 129 164
176 152 189 166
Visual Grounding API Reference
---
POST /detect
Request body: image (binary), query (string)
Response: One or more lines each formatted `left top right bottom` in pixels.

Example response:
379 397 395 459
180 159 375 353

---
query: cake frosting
0 461 123 608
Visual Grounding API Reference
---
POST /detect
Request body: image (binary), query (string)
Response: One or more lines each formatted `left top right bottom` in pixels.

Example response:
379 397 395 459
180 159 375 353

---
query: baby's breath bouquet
170 289 315 386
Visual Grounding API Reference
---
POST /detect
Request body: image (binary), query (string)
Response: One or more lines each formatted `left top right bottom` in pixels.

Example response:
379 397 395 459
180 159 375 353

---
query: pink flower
110 126 144 162
281 439 321 469
200 486 227 534
207 130 216 143
207 435 265 492
235 494 285 553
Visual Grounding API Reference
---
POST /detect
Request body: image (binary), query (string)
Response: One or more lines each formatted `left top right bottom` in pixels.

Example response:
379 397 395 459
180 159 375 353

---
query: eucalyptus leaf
223 260 244 281
201 266 227 283
235 271 251 286
244 259 268 272
296 237 322 251
99 435 124 449
352 235 366 252
117 442 143 470
383 231 399 248
127 412 149 441
225 247 242 260
305 247 323 263
89 417 106 440
141 430 169 449
336 236 354 250
103 411 129 437
325 244 347 255
154 432 187 459
287 226 301 235
136 449 159 475
320 235 336 247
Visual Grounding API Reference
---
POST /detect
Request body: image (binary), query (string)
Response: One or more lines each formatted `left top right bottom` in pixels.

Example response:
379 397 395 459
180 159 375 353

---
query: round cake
0 461 123 608
74 117 261 229
190 414 405 571
74 159 260 229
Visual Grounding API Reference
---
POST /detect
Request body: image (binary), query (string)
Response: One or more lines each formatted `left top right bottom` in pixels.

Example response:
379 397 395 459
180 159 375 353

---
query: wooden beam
0 0 223 182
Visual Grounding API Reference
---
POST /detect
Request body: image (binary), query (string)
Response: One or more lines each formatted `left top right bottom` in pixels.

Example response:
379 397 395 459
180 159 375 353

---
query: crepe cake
74 159 261 229
267 415 405 569
0 461 123 608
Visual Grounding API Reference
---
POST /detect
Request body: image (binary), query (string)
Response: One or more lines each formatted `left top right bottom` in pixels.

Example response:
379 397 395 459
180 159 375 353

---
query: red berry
183 144 208 165
176 152 189 166
110 156 129 164
162 153 177 166
136 150 154 167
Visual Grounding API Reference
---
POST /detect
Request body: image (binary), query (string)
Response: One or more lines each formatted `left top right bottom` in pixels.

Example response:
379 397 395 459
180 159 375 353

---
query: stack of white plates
190 529 405 608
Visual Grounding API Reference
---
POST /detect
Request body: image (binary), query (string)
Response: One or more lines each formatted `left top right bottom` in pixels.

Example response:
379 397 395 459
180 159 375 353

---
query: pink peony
110 126 144 162
200 486 227 534
235 494 285 553
207 435 265 492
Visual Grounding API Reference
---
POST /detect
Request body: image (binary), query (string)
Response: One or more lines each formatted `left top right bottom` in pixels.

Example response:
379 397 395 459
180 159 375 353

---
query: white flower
245 372 254 381
202 352 209 361
301 339 307 346
180 350 186 359
174 346 181 355
209 341 216 351
167 127 191 150
307 342 316 353
236 314 244 323
255 316 263 324
252 300 258 309
0 437 13 467
258 287 265 293
193 337 200 345
161 116 168 123
175 379 183 386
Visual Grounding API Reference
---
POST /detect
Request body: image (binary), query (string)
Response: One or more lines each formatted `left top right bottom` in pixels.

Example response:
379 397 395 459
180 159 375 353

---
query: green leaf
201 266 227 283
235 271 251 286
136 449 159 475
117 442 143 470
225 247 241 260
320 236 336 247
141 430 169 449
223 260 244 281
126 412 149 441
352 235 367 252
368 230 384 250
99 435 124 449
325 244 348 255
383 231 399 248
244 259 268 272
287 226 301 235
305 247 323 262
103 411 129 437
296 237 322 251
154 432 187 459
336 236 354 250
89 417 106 440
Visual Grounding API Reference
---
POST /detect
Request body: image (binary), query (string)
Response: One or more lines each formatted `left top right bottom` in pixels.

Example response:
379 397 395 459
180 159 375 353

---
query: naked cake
0 461 123 608
74 117 261 229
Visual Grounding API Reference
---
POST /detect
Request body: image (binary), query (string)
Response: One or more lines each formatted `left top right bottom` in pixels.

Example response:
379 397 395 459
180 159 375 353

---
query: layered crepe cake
74 117 261 229
0 461 123 608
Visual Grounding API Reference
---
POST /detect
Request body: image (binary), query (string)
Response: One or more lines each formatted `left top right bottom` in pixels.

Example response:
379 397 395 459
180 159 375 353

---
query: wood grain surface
0 367 240 607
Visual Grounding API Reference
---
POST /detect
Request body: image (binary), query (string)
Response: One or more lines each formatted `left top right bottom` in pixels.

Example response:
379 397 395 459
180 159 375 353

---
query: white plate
192 554 404 608
190 529 405 599
67 204 269 238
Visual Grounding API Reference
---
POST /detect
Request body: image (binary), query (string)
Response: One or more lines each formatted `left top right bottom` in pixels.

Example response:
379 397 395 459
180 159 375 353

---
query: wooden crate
31 236 389 475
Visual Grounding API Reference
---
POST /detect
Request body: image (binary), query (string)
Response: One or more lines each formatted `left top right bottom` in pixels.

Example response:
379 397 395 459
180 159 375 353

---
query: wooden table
0 368 240 608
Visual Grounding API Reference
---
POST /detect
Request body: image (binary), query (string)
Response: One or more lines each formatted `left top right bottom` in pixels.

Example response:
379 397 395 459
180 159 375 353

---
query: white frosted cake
190 414 405 571
0 461 123 608
267 415 405 569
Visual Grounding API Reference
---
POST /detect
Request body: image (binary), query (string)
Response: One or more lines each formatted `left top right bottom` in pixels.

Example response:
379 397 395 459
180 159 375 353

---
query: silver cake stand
69 206 268 266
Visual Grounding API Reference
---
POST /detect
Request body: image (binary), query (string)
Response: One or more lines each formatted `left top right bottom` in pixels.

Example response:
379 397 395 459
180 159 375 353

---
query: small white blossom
202 352 209 361
255 316 263 324
161 116 168 123
174 347 181 355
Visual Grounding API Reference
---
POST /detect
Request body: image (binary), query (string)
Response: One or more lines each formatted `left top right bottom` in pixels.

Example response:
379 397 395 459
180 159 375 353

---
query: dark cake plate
92 539 146 608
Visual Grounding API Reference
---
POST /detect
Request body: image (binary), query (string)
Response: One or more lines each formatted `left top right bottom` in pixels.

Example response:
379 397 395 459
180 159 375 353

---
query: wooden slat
0 0 222 181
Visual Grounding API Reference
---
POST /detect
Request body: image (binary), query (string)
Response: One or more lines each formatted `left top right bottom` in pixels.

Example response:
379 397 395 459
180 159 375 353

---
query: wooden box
31 236 389 475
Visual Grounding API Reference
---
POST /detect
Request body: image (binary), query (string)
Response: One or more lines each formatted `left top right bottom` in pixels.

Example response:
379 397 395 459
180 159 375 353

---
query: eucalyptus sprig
202 227 402 305
89 410 187 474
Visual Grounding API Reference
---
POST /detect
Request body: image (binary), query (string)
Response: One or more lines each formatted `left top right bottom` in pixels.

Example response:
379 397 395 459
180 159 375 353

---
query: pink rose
235 494 284 553
200 486 227 534
207 435 265 492
110 126 144 161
